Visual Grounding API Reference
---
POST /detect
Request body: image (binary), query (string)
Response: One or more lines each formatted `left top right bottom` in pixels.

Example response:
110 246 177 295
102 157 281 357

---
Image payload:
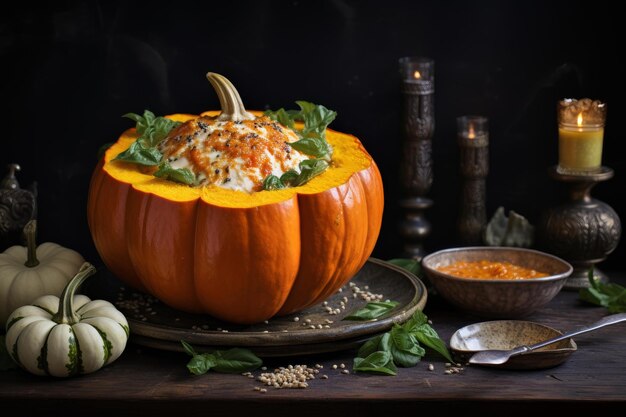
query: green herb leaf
262 175 286 190
181 340 197 357
579 268 626 313
344 301 399 321
261 159 329 191
211 348 263 373
265 101 335 158
353 351 397 376
116 110 180 166
154 162 196 185
412 324 454 363
295 101 337 140
389 326 425 367
289 137 332 159
114 141 163 166
356 334 385 359
181 341 262 375
123 110 156 136
387 258 421 276
291 159 329 186
0 336 18 371
186 353 217 375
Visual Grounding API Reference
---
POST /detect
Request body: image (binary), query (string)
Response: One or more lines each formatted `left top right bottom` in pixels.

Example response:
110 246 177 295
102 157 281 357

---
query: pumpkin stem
52 262 97 325
23 219 40 268
206 72 255 122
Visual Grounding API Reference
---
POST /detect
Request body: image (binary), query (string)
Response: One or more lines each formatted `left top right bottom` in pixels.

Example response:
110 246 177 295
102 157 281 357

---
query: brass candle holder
457 116 489 245
539 166 621 290
398 57 435 259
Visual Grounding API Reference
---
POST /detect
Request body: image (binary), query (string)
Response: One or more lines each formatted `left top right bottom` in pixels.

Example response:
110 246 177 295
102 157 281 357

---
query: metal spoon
469 313 626 366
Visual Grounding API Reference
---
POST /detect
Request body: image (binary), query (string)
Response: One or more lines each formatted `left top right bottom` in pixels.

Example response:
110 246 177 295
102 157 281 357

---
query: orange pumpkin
87 73 384 324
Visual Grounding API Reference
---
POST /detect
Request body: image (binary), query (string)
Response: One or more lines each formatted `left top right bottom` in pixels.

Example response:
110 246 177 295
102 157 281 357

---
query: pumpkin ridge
91 325 112 364
36 327 52 375
306 174 367 307
66 328 79 375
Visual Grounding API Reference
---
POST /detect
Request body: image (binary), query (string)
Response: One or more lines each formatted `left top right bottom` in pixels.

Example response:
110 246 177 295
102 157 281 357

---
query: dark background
1 0 624 270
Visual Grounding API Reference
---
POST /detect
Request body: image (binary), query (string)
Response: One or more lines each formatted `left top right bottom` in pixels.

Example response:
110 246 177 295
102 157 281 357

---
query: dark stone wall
1 0 623 270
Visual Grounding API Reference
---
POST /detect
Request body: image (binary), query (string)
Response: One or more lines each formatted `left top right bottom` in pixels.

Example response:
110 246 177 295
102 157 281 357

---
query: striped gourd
5 263 129 377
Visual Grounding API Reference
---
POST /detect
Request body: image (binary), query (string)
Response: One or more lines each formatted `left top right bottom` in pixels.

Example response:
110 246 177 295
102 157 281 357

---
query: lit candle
557 98 607 174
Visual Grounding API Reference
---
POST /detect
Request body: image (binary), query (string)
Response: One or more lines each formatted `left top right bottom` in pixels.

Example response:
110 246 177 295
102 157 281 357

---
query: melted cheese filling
158 115 309 192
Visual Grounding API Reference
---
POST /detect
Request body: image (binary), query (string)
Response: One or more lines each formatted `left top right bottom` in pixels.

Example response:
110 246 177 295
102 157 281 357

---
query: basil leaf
154 162 196 185
211 348 263 373
411 323 454 363
267 108 296 130
389 326 425 367
114 141 163 166
144 117 182 147
186 353 217 375
401 310 429 333
181 342 262 375
181 340 197 357
117 110 180 167
292 159 328 186
261 160 329 191
262 175 286 190
357 334 385 358
279 170 299 185
579 268 626 313
265 101 335 160
296 101 337 139
388 258 421 276
0 335 17 371
289 137 332 159
353 351 397 376
123 110 156 136
344 301 399 321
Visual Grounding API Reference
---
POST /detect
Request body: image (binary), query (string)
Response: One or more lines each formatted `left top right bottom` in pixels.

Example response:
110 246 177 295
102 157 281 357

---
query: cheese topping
158 115 309 192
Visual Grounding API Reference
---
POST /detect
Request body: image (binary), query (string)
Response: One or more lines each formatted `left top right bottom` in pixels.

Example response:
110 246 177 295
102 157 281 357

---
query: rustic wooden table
2 273 625 416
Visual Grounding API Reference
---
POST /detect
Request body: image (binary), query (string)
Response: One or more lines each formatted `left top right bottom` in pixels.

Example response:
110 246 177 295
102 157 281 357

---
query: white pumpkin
5 262 129 377
0 220 84 323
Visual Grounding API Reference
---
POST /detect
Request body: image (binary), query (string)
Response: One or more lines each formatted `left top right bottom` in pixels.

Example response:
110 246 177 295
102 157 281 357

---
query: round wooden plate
89 258 427 357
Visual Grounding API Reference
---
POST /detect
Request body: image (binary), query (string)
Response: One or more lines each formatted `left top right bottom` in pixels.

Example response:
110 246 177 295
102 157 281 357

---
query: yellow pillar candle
557 98 607 175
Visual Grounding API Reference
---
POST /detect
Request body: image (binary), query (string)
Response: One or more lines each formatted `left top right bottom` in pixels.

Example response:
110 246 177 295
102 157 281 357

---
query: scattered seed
341 369 350 374
305 319 312 324
339 363 346 369
428 364 434 371
294 317 300 322
260 388 267 393
332 364 338 370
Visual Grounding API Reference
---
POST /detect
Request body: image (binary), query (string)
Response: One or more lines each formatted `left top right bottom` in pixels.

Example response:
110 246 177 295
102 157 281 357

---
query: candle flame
577 112 583 127
413 70 421 79
468 124 476 139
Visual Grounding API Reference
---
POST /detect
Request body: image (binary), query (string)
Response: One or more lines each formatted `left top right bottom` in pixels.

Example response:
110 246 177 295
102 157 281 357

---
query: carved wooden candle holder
457 116 489 245
398 57 435 259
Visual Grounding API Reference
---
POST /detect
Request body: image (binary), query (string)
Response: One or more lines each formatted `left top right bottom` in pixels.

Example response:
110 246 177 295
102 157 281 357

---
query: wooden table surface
2 272 625 416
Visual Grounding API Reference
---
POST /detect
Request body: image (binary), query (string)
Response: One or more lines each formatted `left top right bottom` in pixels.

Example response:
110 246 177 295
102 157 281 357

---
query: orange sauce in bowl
437 260 549 280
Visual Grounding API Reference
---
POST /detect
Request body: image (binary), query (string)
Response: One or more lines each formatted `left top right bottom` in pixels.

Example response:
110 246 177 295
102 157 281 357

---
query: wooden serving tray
89 258 427 357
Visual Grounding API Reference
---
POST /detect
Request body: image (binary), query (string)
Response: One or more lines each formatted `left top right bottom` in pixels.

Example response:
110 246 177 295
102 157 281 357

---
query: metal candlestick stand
539 166 621 290
398 57 435 260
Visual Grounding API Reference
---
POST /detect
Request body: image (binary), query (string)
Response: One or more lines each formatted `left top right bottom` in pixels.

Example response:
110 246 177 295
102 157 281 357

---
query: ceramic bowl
450 320 577 369
421 247 573 318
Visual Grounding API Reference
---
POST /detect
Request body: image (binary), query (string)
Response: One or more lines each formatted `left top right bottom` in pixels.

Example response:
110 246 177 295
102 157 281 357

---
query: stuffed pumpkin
5 262 129 377
0 220 84 324
87 72 384 324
